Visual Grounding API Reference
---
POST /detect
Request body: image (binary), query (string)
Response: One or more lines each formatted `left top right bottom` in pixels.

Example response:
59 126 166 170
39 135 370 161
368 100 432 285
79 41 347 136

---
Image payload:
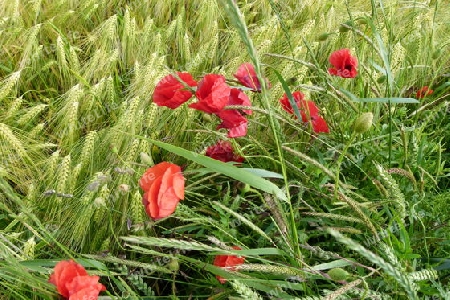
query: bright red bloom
139 162 185 220
152 72 197 109
213 246 245 284
279 91 318 117
48 260 106 300
309 115 330 133
328 49 358 78
206 140 244 163
234 63 265 92
189 74 231 114
66 275 106 300
217 109 248 138
279 91 329 134
416 86 433 99
49 260 88 298
227 88 252 115
213 88 252 138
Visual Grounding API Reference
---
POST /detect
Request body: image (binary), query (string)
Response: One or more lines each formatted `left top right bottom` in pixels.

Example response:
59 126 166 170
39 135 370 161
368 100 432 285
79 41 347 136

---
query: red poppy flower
49 260 88 298
49 260 106 300
227 88 253 115
189 74 231 114
279 91 319 117
217 109 248 138
234 63 267 92
279 91 329 134
213 246 245 284
309 115 330 133
65 275 106 300
328 49 358 78
416 86 433 99
206 140 244 163
153 72 197 109
139 162 185 220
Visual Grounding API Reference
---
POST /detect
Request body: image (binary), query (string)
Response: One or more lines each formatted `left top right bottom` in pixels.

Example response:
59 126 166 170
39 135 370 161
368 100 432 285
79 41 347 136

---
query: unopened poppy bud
339 21 352 32
202 113 213 122
166 258 179 272
353 112 373 134
317 33 330 41
327 267 349 281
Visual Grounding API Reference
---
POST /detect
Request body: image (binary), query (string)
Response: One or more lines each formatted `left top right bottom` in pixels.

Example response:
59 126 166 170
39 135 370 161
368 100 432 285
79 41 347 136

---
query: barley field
0 0 449 299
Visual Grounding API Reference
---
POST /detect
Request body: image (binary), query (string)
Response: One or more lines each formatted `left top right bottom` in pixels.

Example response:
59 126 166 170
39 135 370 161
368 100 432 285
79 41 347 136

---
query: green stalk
219 0 301 262
334 133 356 201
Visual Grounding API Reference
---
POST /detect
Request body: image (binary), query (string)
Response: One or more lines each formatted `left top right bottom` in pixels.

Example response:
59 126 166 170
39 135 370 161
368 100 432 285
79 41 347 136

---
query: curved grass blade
139 137 287 201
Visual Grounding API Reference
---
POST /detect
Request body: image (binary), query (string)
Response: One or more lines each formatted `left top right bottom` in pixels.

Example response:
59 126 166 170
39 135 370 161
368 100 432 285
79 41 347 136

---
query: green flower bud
327 267 349 281
353 112 373 134
317 33 330 41
202 113 213 122
167 258 179 272
339 21 352 32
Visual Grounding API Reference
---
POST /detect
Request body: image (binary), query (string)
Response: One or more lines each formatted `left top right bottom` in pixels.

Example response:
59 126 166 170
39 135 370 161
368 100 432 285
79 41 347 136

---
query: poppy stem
388 100 392 167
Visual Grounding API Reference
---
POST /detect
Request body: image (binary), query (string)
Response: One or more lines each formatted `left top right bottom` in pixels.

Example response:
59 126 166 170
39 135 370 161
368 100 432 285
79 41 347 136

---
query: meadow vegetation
0 0 449 299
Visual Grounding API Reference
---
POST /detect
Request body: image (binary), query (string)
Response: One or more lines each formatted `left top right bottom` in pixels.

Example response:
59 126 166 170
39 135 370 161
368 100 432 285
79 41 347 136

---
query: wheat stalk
16 104 47 126
213 201 275 245
0 123 27 159
0 71 21 102
230 280 263 300
56 154 71 195
376 163 406 222
329 229 418 299
28 123 45 138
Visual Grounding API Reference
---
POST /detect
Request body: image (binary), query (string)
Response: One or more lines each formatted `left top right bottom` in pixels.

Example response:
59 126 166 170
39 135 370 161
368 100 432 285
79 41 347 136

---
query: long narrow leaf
139 137 287 201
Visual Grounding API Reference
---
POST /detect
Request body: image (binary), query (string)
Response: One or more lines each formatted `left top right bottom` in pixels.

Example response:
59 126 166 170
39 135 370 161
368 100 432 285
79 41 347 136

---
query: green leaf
242 168 284 179
141 137 288 201
312 259 354 271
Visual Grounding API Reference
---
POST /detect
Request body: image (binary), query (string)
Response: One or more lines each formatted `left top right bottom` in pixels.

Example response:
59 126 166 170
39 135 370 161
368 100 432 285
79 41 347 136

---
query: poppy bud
166 258 179 272
353 112 373 134
202 113 213 122
317 33 330 41
339 21 352 32
327 268 349 281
